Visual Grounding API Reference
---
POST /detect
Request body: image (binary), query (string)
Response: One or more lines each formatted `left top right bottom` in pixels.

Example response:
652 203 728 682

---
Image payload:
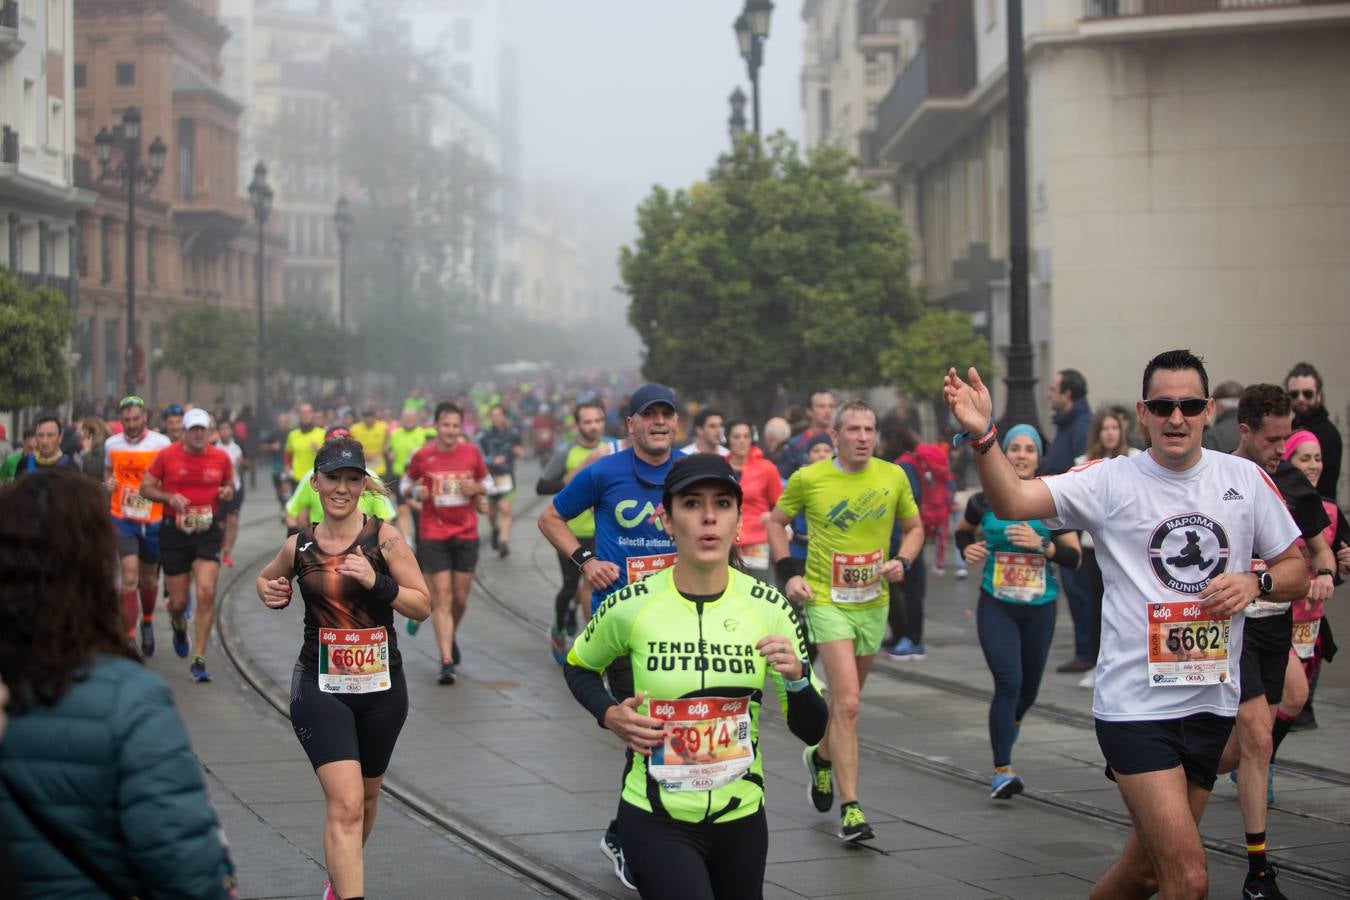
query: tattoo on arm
378 534 405 555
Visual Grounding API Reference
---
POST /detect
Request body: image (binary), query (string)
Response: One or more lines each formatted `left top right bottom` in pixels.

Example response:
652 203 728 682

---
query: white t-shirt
220 441 244 491
1044 449 1299 722
679 441 730 457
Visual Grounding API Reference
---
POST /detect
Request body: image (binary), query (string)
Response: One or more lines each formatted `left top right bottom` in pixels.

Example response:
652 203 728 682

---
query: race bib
1292 619 1320 660
318 626 391 694
831 549 882 604
1147 601 1231 687
177 505 214 533
648 697 754 792
738 542 769 569
489 473 514 496
433 471 471 507
121 487 152 521
626 552 677 583
992 551 1047 602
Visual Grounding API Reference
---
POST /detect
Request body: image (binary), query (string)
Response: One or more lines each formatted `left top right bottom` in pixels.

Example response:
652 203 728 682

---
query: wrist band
774 557 799 585
784 675 810 692
953 418 995 447
972 422 999 455
571 546 596 570
371 572 400 605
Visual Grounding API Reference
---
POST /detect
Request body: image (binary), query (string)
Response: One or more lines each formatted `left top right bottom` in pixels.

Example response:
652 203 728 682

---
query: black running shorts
158 521 223 576
1096 712 1235 791
417 536 479 574
1239 611 1293 704
289 664 409 778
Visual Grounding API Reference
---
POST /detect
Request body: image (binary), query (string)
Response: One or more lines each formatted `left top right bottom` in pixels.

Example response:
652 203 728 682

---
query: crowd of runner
1 354 1347 900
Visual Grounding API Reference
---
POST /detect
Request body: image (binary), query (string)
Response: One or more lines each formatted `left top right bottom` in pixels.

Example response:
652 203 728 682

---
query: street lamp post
733 0 774 136
1001 0 1037 429
333 196 353 331
728 87 748 145
94 107 167 397
248 162 273 423
388 222 407 396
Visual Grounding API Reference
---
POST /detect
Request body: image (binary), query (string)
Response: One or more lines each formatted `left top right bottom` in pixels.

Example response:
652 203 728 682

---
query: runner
1 412 79 478
478 403 524 558
286 403 326 485
256 437 430 900
535 400 619 663
161 404 185 443
942 351 1307 900
260 412 295 506
767 399 923 842
538 382 684 890
679 407 729 457
1219 384 1334 899
402 402 489 685
953 424 1082 799
777 389 836 478
389 407 434 544
288 427 397 529
725 419 783 583
104 396 173 652
139 408 235 683
216 418 246 567
563 454 827 899
350 406 391 483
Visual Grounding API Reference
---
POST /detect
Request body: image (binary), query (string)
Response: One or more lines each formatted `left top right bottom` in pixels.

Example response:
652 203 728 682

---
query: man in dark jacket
1202 380 1243 453
1041 369 1095 673
1287 361 1342 501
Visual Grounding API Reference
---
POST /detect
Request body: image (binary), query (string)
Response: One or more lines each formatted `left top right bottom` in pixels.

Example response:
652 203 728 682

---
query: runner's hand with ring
603 691 666 756
336 546 376 589
258 575 293 609
756 635 803 681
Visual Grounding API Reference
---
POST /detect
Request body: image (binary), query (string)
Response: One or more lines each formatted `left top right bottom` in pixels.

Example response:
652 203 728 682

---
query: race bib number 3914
1147 601 1231 687
648 697 754 792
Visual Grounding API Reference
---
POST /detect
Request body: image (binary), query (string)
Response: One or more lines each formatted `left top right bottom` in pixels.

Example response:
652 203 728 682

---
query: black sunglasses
1288 389 1316 401
1143 397 1208 418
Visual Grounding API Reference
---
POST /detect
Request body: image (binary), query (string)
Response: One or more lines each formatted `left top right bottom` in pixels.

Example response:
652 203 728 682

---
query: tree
0 270 75 411
160 305 255 400
620 135 919 421
265 307 350 381
880 306 994 413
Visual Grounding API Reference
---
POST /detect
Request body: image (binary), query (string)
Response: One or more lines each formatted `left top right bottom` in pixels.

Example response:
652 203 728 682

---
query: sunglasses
118 395 145 409
1143 397 1209 418
1288 389 1316 401
163 405 184 416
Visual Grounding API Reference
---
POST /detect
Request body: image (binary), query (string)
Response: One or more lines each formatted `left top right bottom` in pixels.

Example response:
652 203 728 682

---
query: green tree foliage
0 270 75 409
621 135 919 419
160 304 255 398
880 306 994 405
266 307 350 381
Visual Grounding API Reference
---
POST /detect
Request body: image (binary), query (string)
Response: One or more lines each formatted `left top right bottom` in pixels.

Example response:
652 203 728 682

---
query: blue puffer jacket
0 654 233 899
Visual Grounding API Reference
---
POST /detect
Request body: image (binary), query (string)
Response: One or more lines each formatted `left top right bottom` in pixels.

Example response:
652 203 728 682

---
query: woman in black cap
563 454 828 899
255 436 430 900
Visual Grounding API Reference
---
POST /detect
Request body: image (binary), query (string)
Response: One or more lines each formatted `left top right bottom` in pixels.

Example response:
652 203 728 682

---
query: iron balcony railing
1084 0 1331 17
873 37 977 155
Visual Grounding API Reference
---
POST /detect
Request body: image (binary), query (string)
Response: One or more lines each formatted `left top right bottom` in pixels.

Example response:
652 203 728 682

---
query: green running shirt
567 567 810 824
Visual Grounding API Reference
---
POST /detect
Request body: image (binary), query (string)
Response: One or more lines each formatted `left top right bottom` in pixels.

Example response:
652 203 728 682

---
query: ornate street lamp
733 0 774 136
728 87 748 145
248 162 273 420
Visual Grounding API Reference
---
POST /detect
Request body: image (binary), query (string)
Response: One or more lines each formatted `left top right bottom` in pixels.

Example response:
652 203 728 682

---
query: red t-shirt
146 442 233 518
405 441 488 541
736 451 784 546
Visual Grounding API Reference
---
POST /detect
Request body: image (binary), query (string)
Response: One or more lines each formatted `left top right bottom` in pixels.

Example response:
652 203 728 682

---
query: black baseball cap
664 454 742 501
629 383 678 416
315 441 366 474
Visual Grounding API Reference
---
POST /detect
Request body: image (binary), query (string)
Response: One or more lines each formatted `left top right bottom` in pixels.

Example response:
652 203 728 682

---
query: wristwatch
1315 567 1334 578
1256 570 1274 598
570 546 596 570
897 556 912 575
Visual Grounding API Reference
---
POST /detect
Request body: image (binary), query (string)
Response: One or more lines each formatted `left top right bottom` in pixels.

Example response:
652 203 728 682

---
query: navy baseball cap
315 441 366 474
664 454 742 501
628 383 678 416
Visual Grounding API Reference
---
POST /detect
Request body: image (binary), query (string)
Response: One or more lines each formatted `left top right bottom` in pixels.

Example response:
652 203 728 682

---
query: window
73 64 85 88
48 99 63 149
115 63 135 86
47 0 62 49
23 79 36 140
453 18 472 52
177 118 194 202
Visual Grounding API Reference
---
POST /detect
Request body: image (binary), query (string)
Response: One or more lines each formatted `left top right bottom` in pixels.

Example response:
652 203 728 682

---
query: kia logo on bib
1147 513 1230 595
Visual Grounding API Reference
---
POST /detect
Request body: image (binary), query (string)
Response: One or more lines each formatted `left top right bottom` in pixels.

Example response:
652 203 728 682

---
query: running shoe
564 606 579 637
599 826 636 891
1077 669 1096 689
452 637 462 666
406 617 420 636
1243 865 1287 900
171 618 190 658
190 657 211 683
885 637 927 661
550 626 567 666
222 552 234 567
932 566 946 577
140 620 155 658
838 803 874 842
990 770 1023 800
498 543 510 559
803 745 834 812
955 567 969 579
320 880 337 900
438 662 457 685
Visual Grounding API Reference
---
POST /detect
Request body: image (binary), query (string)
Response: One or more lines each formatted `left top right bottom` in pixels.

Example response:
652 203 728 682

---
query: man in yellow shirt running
350 407 391 478
284 403 325 484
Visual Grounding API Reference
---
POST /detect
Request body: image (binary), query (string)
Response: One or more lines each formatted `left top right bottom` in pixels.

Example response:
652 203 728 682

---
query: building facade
73 0 280 410
0 0 94 315
859 0 1349 497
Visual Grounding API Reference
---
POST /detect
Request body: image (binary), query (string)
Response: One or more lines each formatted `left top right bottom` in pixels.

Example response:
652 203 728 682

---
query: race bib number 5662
1147 601 1230 687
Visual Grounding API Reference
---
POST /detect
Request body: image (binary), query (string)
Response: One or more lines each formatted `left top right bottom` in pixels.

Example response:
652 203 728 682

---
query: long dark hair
0 468 137 713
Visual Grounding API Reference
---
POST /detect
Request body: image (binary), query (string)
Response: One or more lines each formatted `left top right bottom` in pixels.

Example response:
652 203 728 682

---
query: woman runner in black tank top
256 437 430 900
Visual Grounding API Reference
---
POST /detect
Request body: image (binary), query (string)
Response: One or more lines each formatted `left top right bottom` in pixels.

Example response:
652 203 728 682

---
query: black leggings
553 538 594 630
289 664 409 778
617 802 767 900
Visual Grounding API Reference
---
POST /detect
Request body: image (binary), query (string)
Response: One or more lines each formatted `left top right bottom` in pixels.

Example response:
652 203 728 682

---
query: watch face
1259 571 1274 595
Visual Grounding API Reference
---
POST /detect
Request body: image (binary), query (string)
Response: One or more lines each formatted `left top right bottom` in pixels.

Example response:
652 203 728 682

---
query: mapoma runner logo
1148 512 1229 595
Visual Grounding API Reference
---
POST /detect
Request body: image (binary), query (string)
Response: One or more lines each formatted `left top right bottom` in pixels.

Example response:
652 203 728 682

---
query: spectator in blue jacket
0 468 236 899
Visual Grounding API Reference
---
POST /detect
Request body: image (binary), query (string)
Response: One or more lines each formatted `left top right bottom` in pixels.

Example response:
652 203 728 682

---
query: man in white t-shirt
679 407 730 457
944 349 1306 900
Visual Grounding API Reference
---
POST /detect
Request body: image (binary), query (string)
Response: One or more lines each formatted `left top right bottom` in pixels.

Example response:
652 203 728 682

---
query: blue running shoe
550 626 567 666
406 617 420 636
991 770 1023 800
437 662 456 685
171 618 190 658
189 657 211 683
885 637 926 661
600 822 635 891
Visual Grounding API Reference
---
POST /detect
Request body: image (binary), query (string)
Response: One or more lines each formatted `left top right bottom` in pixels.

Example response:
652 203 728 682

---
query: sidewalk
194 475 1347 898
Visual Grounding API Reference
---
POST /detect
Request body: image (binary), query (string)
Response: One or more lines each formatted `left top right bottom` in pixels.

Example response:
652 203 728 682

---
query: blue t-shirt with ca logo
553 447 685 612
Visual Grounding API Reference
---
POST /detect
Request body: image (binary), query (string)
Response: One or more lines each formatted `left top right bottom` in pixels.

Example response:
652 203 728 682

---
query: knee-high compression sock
139 580 158 616
1246 831 1268 874
120 589 138 634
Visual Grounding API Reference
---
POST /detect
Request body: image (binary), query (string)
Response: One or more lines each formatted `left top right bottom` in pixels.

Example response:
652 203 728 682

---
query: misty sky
514 2 804 204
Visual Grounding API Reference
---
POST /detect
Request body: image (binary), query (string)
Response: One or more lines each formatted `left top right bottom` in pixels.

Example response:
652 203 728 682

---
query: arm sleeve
1049 532 1080 570
536 444 572 494
116 672 232 899
563 662 617 726
963 492 988 526
1042 459 1110 532
764 590 828 744
553 462 599 521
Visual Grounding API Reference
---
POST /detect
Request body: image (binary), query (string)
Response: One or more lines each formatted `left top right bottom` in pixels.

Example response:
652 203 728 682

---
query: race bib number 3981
1147 601 1231 687
830 549 882 604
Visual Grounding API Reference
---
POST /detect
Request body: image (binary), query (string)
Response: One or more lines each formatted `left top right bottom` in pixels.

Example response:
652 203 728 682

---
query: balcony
1084 0 1336 15
874 36 977 166
875 0 935 19
15 272 75 303
858 0 903 51
0 1 22 59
